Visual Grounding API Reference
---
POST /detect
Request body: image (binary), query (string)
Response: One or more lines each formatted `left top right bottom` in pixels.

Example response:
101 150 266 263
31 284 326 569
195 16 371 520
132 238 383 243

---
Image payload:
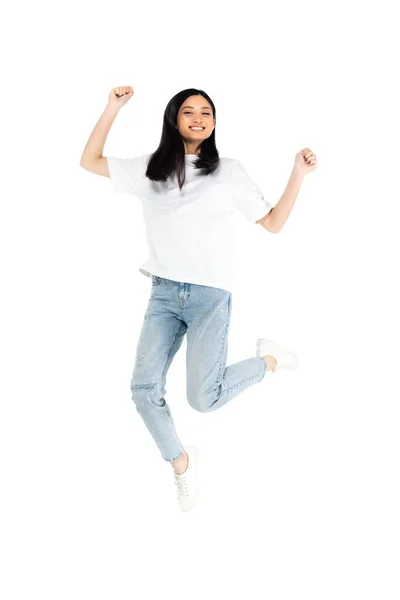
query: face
176 95 216 154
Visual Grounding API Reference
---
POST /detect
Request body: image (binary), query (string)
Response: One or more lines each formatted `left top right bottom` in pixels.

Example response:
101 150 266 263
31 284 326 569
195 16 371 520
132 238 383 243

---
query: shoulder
106 153 153 195
215 157 248 182
218 157 237 167
214 157 238 176
218 157 245 174
128 152 153 167
107 153 151 170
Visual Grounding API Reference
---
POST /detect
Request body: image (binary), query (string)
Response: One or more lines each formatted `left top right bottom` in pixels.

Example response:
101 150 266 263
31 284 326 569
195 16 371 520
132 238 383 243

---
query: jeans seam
219 367 266 398
215 294 232 383
160 321 186 462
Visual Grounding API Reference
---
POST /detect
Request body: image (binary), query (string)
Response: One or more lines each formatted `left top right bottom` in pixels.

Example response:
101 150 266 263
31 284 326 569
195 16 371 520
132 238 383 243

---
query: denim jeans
130 275 268 462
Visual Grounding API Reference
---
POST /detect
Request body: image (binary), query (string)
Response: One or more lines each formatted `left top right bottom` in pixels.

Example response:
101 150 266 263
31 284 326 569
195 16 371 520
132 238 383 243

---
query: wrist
104 103 121 117
291 166 306 180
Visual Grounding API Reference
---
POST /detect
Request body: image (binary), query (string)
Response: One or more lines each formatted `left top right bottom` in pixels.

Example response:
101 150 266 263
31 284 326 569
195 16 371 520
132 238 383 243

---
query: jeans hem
260 355 268 377
163 449 185 462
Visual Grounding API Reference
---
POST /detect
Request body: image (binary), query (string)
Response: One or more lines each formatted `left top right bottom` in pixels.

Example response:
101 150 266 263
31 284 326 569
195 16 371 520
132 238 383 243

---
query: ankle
263 354 277 372
172 450 188 475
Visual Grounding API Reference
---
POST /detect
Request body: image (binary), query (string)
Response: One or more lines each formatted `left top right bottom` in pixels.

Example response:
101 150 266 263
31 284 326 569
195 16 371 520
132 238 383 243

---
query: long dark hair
145 88 220 190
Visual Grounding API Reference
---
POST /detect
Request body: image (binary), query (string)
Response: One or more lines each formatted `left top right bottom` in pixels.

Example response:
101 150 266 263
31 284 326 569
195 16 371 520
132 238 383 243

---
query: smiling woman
144 88 218 190
178 102 212 151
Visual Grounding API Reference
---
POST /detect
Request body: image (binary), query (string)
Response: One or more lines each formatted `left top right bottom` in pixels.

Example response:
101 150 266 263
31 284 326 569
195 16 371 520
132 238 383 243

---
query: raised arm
79 86 134 177
257 148 317 232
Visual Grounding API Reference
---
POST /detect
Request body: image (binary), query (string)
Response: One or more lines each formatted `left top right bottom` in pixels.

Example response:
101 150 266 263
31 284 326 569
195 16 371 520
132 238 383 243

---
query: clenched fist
294 148 318 175
108 86 134 109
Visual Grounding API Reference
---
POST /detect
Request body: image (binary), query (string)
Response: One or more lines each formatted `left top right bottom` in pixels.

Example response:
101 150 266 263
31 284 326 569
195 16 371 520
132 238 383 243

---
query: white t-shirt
106 153 272 294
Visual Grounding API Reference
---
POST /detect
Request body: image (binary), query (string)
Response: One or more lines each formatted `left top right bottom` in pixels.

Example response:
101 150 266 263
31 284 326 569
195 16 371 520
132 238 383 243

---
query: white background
1 0 399 598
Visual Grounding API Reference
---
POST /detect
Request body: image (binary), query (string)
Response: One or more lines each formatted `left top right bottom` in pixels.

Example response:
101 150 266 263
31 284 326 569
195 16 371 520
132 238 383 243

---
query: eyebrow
181 106 211 110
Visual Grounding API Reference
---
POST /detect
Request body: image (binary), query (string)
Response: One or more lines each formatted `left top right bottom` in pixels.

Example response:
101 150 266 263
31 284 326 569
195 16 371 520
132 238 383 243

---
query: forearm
269 167 304 232
79 104 120 164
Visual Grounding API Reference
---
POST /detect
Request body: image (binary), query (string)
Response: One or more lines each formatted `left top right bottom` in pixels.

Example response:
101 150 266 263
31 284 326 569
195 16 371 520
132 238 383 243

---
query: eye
184 111 211 115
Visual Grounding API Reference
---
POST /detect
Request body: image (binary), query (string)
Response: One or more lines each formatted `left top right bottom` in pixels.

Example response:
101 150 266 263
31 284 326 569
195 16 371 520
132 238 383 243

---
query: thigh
132 278 187 385
185 288 232 399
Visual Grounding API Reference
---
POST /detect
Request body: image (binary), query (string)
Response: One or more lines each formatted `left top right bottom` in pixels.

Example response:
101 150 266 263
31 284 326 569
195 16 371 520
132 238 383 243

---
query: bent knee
130 381 165 408
187 389 217 413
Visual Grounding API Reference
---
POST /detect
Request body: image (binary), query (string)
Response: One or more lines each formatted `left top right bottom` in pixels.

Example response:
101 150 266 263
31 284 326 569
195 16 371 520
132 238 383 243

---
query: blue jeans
130 275 268 462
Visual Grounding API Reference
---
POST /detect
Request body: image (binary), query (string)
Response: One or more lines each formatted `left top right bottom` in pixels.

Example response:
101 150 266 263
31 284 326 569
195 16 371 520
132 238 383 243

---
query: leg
130 278 188 463
184 284 270 413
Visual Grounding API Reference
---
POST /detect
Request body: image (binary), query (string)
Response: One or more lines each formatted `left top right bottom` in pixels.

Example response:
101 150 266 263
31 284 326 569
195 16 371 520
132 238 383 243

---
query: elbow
267 215 282 233
80 154 102 168
265 219 281 234
261 208 281 233
270 225 281 234
80 158 92 170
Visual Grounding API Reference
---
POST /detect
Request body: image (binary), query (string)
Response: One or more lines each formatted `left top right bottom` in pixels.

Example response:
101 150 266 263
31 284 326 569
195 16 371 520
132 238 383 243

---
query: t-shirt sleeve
106 154 149 196
229 159 273 223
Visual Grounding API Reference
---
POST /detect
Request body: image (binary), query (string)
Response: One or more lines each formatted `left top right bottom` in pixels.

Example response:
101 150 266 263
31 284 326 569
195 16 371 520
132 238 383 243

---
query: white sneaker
256 338 299 372
173 446 199 512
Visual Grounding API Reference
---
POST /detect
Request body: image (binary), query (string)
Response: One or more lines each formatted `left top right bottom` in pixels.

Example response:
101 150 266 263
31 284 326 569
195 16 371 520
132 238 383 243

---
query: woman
80 86 317 512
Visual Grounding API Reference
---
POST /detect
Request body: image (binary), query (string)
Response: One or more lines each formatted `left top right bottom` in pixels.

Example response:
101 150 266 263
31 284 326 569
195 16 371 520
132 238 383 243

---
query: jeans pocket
152 275 163 286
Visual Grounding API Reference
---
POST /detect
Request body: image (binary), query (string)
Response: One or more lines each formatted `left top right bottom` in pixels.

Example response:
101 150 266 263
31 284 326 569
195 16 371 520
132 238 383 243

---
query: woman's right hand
107 86 134 109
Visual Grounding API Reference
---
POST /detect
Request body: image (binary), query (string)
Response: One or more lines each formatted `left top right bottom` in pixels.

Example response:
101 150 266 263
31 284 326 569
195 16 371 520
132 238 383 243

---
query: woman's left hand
294 148 318 174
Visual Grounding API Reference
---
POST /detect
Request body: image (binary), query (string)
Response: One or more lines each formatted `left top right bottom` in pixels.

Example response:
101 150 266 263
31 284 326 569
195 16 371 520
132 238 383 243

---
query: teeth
190 127 204 130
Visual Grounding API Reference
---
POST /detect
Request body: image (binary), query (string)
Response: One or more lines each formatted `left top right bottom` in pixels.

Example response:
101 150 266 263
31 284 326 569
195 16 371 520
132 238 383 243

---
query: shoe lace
174 472 189 497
